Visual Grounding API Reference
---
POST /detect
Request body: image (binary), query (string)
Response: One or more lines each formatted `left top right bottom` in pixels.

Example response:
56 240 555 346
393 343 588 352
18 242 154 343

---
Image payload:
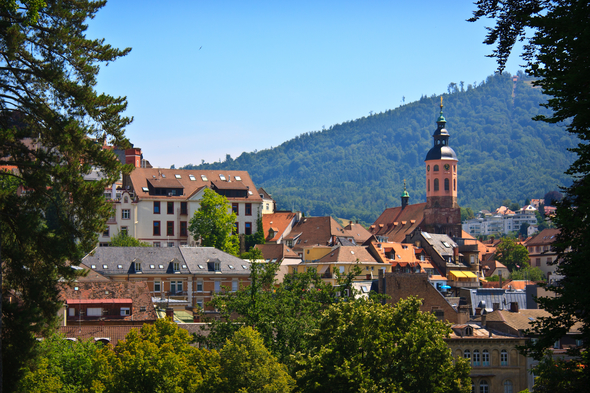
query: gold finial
403 179 407 191
440 96 443 111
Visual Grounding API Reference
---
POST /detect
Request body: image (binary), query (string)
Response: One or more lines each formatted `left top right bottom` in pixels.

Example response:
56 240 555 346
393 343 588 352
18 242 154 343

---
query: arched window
434 178 439 191
480 380 489 393
482 349 490 366
428 180 430 192
500 350 508 366
503 380 513 393
444 178 450 191
433 165 439 172
473 350 480 366
454 178 456 191
463 349 471 364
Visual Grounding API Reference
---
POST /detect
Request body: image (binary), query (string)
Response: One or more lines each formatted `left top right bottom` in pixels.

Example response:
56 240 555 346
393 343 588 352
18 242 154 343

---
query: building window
433 165 439 172
154 281 161 292
120 226 128 235
503 380 513 393
428 179 430 192
153 201 160 214
180 201 188 215
167 221 174 236
480 380 489 393
232 280 238 292
170 280 183 294
173 262 180 271
134 261 141 271
472 350 480 366
196 281 203 292
153 221 161 236
546 257 552 264
196 299 204 309
87 308 102 317
180 221 188 236
245 222 252 235
245 203 252 215
500 350 508 366
454 178 456 191
122 209 130 219
214 262 221 272
167 201 174 214
232 203 239 215
167 242 174 247
444 178 450 191
153 242 160 247
536 258 541 267
69 307 75 317
482 349 490 366
214 281 221 293
434 178 439 191
120 307 130 316
103 227 110 237
463 349 471 364
234 222 239 234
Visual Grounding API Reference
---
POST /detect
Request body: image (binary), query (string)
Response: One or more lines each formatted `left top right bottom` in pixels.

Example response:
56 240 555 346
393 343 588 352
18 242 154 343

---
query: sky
87 1 525 168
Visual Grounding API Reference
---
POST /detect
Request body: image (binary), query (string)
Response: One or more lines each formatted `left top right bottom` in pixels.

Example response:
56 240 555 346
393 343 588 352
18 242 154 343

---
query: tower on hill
423 98 461 237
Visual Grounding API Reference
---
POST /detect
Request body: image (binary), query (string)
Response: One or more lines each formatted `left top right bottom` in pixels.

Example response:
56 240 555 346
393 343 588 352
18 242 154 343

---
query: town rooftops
370 203 426 242
317 245 379 264
525 228 560 246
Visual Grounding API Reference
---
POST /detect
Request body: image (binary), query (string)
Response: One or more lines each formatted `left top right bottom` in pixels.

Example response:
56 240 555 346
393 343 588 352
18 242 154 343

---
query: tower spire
401 179 410 210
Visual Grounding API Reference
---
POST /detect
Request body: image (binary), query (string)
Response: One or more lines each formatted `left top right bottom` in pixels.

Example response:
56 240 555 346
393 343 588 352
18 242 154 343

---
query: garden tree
470 0 590 387
493 237 529 271
244 214 265 251
189 188 239 255
212 327 294 393
0 1 131 390
95 319 212 393
110 230 151 247
293 297 471 393
508 266 545 282
460 206 475 222
196 261 362 369
17 333 102 393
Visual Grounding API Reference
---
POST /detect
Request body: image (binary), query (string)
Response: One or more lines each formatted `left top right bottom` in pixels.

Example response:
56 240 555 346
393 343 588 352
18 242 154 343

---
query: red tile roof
317 246 378 263
261 212 297 242
254 243 299 261
58 325 141 346
286 216 342 250
525 228 560 246
370 203 426 243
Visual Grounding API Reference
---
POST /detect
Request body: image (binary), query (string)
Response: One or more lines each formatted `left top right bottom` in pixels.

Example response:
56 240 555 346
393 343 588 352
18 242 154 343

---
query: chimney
125 147 142 168
165 307 174 319
510 302 519 313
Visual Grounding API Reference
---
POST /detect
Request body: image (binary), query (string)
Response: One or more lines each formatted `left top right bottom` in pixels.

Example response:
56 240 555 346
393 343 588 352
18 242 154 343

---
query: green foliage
109 231 151 247
0 0 131 389
494 237 530 271
181 72 575 224
509 267 545 282
527 353 590 393
293 297 471 393
213 327 294 393
471 0 590 386
461 207 475 222
519 222 530 237
245 214 265 251
189 188 239 255
487 275 500 282
18 333 102 392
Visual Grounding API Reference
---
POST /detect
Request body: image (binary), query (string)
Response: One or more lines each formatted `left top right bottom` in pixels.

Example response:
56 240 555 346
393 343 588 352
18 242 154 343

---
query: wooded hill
182 72 575 225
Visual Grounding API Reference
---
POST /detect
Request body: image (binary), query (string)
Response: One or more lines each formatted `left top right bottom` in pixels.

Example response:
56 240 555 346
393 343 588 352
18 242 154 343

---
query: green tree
293 297 471 393
494 237 529 271
212 327 294 393
519 222 530 237
110 230 151 247
245 214 265 251
508 266 545 282
17 333 101 393
471 0 590 387
189 188 239 255
461 207 475 222
0 1 131 390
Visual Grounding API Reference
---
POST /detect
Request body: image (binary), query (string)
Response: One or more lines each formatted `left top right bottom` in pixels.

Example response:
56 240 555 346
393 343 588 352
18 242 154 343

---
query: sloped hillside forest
183 72 575 225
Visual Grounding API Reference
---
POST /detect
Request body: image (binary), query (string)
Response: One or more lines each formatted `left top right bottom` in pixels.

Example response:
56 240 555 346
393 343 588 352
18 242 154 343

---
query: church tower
423 98 461 238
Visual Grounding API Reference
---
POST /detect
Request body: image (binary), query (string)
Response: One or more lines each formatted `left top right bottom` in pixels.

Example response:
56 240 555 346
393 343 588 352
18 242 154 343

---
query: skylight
219 174 226 181
102 264 108 269
182 264 187 269
142 187 149 192
198 264 204 269
150 264 155 269
159 264 164 269
442 241 451 248
161 173 166 178
242 265 248 269
189 175 196 181
175 174 181 179
91 265 96 269
117 264 123 269
201 175 208 181
423 232 432 239
248 190 253 195
235 176 241 181
229 265 235 269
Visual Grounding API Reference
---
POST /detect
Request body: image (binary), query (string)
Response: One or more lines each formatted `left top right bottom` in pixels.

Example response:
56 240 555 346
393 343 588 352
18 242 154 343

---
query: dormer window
135 262 142 272
214 262 220 271
173 262 180 271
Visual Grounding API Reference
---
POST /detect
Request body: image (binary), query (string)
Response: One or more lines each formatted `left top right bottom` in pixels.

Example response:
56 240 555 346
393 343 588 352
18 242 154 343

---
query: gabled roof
422 232 457 258
285 216 342 249
261 212 297 242
485 309 551 333
370 203 426 243
179 247 251 275
525 228 560 246
341 222 372 244
83 247 188 276
59 325 140 346
254 243 299 262
317 245 379 264
127 168 261 201
257 187 272 199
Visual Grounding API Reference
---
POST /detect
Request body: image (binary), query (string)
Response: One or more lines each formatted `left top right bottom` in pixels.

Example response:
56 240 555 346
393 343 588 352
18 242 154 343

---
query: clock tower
423 99 461 238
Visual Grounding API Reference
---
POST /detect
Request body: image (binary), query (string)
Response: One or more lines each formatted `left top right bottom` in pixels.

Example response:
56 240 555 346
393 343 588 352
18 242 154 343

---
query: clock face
444 164 450 171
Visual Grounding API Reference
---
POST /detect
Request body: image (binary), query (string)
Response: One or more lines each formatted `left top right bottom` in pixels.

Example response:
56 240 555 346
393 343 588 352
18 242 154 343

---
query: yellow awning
449 270 467 279
463 271 478 278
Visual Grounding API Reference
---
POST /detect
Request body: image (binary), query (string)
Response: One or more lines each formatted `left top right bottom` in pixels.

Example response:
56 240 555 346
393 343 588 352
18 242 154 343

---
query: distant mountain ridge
182 72 575 225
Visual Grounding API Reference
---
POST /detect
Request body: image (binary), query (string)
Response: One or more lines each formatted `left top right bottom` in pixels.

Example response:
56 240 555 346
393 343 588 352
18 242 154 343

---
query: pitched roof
261 212 297 242
317 246 379 264
179 247 251 275
254 243 299 262
285 216 342 249
369 203 426 243
485 309 551 333
60 281 157 322
58 325 140 346
525 228 560 246
127 168 261 201
341 222 372 244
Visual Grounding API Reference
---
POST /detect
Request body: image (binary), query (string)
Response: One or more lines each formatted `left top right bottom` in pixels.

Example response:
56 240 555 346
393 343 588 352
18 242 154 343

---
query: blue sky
88 1 524 168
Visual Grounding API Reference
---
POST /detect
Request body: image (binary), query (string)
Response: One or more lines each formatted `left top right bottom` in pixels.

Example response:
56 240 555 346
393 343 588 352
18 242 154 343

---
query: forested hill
182 72 576 225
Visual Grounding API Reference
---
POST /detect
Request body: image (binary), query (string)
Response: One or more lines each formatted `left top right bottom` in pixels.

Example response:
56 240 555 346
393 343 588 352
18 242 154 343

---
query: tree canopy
494 237 529 271
109 230 151 247
189 188 239 255
0 0 131 389
293 297 471 393
470 0 590 388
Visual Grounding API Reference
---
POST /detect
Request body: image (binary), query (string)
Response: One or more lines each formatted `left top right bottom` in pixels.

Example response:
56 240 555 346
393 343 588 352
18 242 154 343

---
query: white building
463 206 537 237
98 167 263 247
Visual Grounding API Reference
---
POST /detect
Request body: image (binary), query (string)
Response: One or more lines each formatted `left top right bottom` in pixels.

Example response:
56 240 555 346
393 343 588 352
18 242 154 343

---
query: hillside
182 72 576 225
